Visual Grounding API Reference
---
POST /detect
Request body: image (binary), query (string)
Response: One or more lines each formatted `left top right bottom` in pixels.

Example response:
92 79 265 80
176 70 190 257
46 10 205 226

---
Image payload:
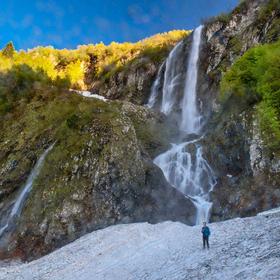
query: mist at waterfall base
148 26 217 225
0 144 55 246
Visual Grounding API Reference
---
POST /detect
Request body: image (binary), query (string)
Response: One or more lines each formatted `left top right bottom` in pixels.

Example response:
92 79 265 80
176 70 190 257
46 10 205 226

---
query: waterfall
0 143 55 238
160 41 184 114
154 139 216 224
180 25 203 133
150 26 216 225
147 63 164 109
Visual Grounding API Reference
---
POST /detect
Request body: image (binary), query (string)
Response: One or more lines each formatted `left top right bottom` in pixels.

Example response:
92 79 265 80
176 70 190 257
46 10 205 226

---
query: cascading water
147 63 164 109
0 143 55 238
180 25 203 133
150 26 216 225
154 139 216 224
160 41 184 115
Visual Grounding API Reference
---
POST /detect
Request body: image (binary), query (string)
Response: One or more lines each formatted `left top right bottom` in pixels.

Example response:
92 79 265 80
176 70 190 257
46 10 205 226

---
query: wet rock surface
204 108 280 221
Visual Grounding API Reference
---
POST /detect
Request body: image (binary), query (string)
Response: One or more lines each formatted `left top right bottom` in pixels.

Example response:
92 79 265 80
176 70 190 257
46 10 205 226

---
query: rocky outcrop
0 95 195 261
88 39 190 106
144 0 280 122
96 60 158 105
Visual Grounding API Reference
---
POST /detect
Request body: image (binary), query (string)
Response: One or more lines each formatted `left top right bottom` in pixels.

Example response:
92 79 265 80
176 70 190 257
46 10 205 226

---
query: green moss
0 90 122 201
66 114 79 129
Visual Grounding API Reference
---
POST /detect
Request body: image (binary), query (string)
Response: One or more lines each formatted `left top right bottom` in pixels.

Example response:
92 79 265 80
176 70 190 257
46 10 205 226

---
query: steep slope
0 209 279 280
0 93 195 260
206 39 280 221
0 30 189 114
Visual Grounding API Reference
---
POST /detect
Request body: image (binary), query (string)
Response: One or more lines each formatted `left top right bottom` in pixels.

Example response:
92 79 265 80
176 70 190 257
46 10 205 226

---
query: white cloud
21 15 33 28
127 4 151 24
36 0 64 18
33 26 42 36
47 34 63 46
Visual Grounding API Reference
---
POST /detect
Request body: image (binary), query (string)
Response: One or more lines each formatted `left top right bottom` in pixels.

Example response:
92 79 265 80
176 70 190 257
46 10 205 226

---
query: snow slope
0 210 279 280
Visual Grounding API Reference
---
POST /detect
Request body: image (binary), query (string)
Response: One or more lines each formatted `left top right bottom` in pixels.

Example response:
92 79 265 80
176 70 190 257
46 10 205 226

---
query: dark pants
203 236 209 249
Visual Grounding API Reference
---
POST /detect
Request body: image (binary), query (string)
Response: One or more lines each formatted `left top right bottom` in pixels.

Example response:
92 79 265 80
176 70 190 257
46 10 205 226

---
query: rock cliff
144 0 280 221
199 0 280 221
0 0 279 262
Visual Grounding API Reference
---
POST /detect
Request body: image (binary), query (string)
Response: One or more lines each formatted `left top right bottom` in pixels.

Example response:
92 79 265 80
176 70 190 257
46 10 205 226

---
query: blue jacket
202 226 210 237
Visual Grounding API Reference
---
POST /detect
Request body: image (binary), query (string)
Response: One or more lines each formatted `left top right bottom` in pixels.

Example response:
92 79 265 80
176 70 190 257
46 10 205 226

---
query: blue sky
0 0 238 50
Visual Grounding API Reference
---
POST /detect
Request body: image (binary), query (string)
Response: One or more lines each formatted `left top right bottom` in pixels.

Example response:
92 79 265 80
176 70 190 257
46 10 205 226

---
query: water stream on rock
180 26 203 134
160 41 184 115
0 143 55 238
147 63 164 109
148 26 216 224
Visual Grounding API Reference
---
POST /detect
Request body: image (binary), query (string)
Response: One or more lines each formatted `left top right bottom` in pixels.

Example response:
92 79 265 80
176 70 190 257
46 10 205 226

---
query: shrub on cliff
0 55 70 115
221 39 280 149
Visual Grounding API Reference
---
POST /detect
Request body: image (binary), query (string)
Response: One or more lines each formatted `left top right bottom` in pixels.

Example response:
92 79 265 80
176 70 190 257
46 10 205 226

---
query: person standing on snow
201 222 210 249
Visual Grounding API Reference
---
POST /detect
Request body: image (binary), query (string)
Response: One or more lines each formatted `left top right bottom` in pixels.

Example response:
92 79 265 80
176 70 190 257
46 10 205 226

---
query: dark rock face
203 108 280 221
97 61 158 105
91 35 194 108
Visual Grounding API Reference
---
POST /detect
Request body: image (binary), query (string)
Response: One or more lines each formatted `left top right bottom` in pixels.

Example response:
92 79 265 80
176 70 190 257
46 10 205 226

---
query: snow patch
70 89 107 101
257 207 280 216
0 214 280 280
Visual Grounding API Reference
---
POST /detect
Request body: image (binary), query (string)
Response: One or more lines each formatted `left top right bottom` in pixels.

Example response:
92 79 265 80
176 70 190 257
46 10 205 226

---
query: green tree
2 42 15 58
